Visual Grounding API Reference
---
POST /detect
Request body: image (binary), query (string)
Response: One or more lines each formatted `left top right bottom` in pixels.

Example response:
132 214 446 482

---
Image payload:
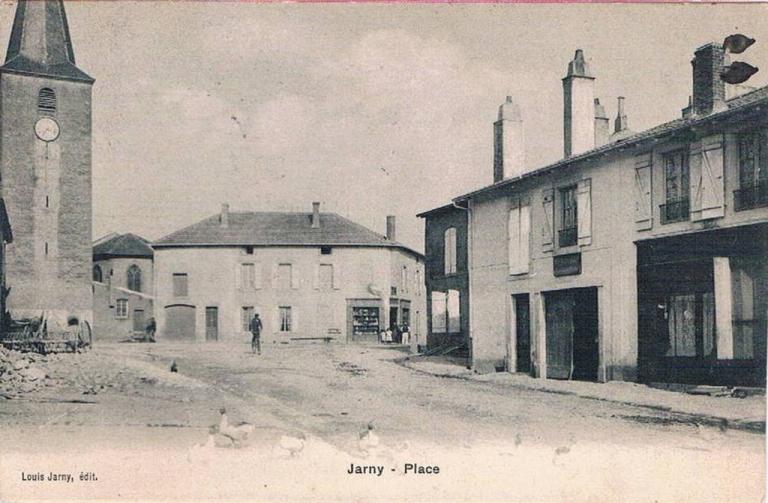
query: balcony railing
660 198 690 224
558 226 577 247
734 182 768 212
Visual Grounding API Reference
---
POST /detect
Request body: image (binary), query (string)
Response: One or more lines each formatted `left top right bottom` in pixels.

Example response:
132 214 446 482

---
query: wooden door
165 305 196 340
132 309 145 333
205 307 218 341
546 292 574 379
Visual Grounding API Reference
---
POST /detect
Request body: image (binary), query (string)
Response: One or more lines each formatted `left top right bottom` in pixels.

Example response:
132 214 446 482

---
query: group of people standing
247 312 411 352
381 324 410 345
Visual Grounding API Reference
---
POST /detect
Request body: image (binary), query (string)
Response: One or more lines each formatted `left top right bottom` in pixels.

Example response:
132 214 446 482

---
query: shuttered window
279 306 292 332
443 228 457 275
319 264 334 290
508 201 531 275
690 135 725 221
172 273 188 297
241 306 254 332
38 88 56 115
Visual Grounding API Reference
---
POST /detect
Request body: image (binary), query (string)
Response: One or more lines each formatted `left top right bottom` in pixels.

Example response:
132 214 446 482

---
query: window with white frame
279 306 292 332
241 263 256 289
431 292 447 333
444 227 457 275
431 289 461 334
115 299 128 319
241 306 254 332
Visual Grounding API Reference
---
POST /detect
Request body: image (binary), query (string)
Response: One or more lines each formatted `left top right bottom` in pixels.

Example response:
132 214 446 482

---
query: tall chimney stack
386 216 396 241
220 203 230 228
311 202 321 228
593 98 609 148
691 43 727 116
563 49 595 158
493 95 525 182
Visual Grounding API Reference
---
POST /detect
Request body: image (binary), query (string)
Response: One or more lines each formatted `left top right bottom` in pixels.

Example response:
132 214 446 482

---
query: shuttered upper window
38 88 56 115
444 227 457 275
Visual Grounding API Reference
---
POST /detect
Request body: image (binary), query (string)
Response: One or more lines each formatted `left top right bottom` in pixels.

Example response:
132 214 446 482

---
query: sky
1 1 766 252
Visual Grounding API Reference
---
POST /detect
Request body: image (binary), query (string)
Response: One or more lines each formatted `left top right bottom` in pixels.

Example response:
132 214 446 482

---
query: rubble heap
0 346 53 395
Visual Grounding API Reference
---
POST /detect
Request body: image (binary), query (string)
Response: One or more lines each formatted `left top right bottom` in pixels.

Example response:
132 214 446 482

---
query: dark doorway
513 294 531 374
389 306 399 330
545 287 599 381
205 307 218 341
572 288 599 381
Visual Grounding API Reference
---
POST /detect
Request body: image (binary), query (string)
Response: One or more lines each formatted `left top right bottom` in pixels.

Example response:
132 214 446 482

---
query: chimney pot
311 202 321 228
220 203 230 228
386 216 396 241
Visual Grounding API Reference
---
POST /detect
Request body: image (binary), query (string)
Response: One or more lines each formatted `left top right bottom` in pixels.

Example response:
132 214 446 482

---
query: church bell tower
0 0 94 327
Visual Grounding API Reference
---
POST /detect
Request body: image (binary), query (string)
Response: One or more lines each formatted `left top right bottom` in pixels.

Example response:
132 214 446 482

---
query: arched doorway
164 304 196 340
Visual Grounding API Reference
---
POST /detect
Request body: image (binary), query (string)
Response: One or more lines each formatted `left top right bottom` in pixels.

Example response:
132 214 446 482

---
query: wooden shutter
313 264 320 290
333 263 341 290
291 264 300 290
576 178 592 246
292 307 299 333
634 154 653 231
254 263 262 289
508 202 521 274
235 263 242 290
519 203 531 271
690 134 725 221
508 200 530 275
541 188 554 252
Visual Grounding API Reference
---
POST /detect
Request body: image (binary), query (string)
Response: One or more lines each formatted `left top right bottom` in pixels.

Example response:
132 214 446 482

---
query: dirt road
0 342 763 502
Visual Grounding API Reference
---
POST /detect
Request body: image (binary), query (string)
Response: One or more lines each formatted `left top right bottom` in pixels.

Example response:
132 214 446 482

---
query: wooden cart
1 313 92 354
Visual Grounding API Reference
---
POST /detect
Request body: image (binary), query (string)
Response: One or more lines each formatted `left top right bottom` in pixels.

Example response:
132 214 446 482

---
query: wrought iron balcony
558 226 577 247
660 198 690 224
734 182 768 212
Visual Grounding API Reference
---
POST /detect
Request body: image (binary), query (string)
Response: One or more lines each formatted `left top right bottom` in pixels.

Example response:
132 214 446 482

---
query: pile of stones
0 346 51 395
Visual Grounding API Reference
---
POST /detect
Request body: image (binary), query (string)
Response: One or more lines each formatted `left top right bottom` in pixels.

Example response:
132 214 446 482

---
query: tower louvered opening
38 88 57 115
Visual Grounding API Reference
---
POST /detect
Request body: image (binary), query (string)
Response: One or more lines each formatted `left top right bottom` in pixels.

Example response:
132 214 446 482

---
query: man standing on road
249 313 263 355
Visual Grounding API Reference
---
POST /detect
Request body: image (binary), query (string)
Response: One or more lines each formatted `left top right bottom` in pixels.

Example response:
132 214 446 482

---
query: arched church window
93 265 103 283
38 88 57 115
127 265 142 292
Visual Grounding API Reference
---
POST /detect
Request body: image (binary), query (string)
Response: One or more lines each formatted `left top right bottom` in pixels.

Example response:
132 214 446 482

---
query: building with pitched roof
0 0 94 328
421 43 767 386
152 203 425 344
92 233 154 340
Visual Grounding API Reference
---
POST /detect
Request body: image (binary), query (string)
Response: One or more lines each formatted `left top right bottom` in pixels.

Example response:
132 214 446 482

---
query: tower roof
1 0 93 83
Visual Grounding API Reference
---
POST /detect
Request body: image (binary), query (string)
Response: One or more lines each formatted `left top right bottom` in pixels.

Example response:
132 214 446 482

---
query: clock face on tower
34 117 60 142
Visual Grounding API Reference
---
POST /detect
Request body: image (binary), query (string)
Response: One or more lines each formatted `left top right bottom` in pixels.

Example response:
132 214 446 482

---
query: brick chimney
493 95 525 182
691 43 727 116
593 98 609 148
311 202 320 228
220 203 229 228
563 49 595 157
386 216 396 241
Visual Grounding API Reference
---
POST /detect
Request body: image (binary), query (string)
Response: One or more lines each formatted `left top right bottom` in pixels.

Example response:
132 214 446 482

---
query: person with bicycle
249 313 263 355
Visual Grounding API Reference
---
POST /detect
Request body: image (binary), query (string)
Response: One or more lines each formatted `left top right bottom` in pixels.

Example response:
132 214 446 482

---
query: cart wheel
79 321 93 350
